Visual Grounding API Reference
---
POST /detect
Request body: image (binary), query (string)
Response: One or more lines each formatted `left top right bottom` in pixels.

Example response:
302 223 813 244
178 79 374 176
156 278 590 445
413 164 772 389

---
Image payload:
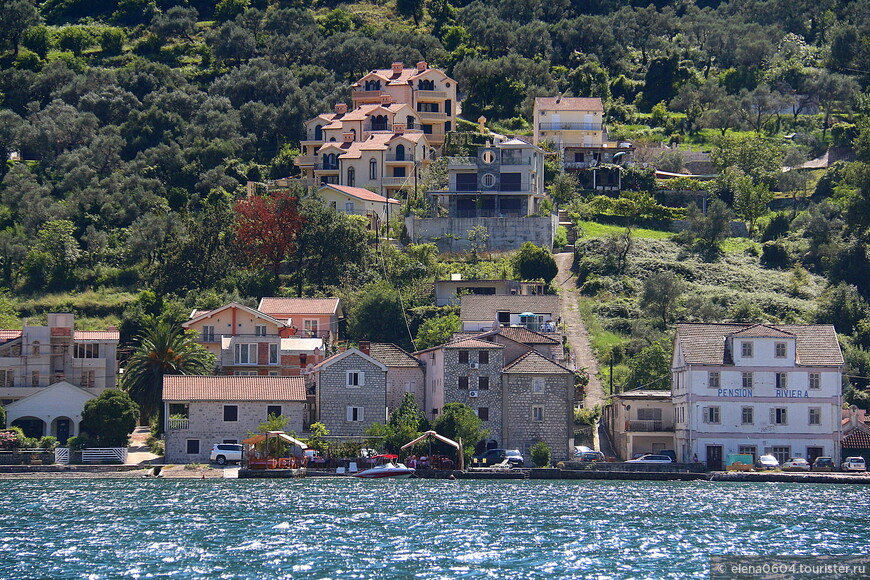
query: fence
81 448 128 464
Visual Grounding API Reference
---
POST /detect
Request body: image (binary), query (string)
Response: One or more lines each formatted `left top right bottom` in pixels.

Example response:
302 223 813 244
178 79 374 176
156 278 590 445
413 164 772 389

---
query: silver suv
210 444 243 465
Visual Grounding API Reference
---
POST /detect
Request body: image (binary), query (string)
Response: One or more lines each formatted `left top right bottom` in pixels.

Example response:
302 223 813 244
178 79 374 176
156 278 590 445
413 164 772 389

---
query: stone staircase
557 208 576 249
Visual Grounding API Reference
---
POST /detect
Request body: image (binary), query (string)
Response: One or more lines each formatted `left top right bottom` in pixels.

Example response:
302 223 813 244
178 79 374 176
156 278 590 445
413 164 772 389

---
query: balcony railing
415 90 448 99
447 156 477 167
294 155 319 166
381 177 411 187
364 123 392 132
539 122 603 131
626 420 674 432
168 417 189 430
386 154 416 162
564 161 598 169
417 111 447 121
315 163 340 171
501 157 532 165
352 89 384 100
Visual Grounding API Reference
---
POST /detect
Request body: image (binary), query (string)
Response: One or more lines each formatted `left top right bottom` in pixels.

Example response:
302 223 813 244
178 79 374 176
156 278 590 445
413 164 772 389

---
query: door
807 447 824 465
706 445 723 471
57 419 70 445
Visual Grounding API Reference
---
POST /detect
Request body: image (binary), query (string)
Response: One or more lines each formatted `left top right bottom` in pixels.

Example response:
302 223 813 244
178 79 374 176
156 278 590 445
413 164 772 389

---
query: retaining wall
405 215 557 252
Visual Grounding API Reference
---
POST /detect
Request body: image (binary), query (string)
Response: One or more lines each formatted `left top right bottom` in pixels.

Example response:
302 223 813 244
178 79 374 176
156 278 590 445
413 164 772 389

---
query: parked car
811 456 835 472
626 454 673 463
660 450 677 462
578 451 605 462
574 446 593 457
472 449 524 468
781 457 810 472
210 443 243 465
755 455 779 470
842 457 866 472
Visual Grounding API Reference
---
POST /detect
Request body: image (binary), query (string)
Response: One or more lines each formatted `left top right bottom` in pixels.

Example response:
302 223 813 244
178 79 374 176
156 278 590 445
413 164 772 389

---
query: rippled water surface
0 478 867 579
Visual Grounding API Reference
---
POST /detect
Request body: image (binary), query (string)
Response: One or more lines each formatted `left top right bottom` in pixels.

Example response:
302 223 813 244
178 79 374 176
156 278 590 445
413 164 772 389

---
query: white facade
672 324 843 469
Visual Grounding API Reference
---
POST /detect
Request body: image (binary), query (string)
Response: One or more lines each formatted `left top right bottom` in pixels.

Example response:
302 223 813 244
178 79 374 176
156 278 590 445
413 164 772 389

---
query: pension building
672 323 843 470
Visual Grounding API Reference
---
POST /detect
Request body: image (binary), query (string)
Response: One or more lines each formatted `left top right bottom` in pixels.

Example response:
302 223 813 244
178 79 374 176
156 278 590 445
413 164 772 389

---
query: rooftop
460 295 561 321
535 96 604 112
368 343 421 368
163 376 306 402
502 350 571 374
258 297 342 316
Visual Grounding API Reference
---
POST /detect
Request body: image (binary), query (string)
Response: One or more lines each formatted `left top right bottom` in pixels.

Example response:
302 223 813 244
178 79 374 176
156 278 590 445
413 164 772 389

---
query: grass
575 221 673 240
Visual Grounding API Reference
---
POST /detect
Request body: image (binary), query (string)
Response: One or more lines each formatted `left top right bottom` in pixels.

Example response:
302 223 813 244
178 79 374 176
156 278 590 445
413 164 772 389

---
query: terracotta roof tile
319 184 400 204
460 295 561 321
503 350 572 374
163 375 306 402
481 327 560 345
368 343 421 368
729 324 795 338
75 331 120 341
444 338 504 350
0 330 22 341
258 297 341 316
535 97 604 112
675 323 843 367
843 429 870 449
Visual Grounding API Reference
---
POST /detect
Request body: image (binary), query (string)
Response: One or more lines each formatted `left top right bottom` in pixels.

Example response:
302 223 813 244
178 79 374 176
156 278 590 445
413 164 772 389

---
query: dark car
472 449 524 468
579 451 605 462
811 456 835 472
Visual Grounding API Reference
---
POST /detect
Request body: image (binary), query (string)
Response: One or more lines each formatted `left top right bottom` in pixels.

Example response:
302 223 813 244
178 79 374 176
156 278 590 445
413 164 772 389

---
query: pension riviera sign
717 389 811 398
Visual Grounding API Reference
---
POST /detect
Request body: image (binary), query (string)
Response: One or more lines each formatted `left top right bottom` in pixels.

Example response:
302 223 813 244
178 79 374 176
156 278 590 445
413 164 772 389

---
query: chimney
391 62 404 75
850 405 859 430
380 94 393 105
107 326 118 332
335 103 348 115
343 132 355 143
359 341 371 355
556 92 562 104
393 123 405 135
416 61 427 72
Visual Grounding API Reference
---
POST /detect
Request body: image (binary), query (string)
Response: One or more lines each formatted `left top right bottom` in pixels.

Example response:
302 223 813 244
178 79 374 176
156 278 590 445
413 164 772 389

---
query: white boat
353 454 415 479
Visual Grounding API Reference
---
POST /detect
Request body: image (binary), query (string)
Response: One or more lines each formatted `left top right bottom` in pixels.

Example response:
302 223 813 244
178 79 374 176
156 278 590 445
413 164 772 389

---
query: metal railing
448 156 477 166
168 417 190 430
415 90 448 99
363 123 392 132
386 154 416 162
538 122 602 131
500 158 532 165
626 420 674 432
81 448 128 464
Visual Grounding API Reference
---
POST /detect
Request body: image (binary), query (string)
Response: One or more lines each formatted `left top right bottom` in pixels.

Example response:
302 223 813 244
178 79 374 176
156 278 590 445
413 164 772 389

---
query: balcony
168 417 189 430
352 89 384 101
626 420 674 432
381 177 412 187
538 122 603 131
501 157 532 166
294 155 319 166
564 161 598 169
447 156 477 168
315 164 340 172
416 90 448 99
386 154 416 162
417 111 447 122
363 123 392 133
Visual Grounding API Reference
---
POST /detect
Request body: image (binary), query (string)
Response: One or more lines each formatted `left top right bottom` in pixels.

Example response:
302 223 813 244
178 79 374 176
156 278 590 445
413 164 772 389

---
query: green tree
467 225 489 262
416 314 461 350
711 135 783 189
682 199 733 251
624 339 672 391
56 26 96 56
23 220 81 291
548 171 579 205
640 271 685 328
816 283 869 334
432 403 489 461
80 390 140 447
306 422 330 455
513 242 558 284
733 179 773 238
214 0 250 22
530 440 551 467
396 0 424 26
99 27 125 56
120 317 215 423
0 403 5 429
368 393 429 454
0 0 40 59
347 280 409 348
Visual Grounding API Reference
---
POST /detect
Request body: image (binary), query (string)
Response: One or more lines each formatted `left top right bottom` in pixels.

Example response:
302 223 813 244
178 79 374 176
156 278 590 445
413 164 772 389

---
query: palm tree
121 316 215 423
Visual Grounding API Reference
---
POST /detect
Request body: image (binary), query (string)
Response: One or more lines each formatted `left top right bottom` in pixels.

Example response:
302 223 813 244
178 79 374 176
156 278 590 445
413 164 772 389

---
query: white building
672 323 844 469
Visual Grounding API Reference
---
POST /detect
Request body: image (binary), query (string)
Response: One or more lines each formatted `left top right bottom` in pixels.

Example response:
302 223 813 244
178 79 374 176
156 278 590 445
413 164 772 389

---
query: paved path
126 425 162 465
554 252 605 409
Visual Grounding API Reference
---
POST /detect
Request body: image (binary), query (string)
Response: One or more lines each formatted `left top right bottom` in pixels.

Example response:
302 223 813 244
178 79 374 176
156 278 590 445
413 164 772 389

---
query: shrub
554 226 568 249
66 435 94 451
80 390 140 447
513 242 557 284
37 436 58 450
530 441 551 467
760 242 791 269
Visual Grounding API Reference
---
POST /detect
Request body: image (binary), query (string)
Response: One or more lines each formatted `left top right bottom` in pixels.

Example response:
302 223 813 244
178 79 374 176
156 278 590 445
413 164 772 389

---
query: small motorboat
353 454 415 479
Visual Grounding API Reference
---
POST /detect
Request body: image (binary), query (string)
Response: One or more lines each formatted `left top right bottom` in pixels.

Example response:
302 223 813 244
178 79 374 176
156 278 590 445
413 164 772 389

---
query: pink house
258 297 343 342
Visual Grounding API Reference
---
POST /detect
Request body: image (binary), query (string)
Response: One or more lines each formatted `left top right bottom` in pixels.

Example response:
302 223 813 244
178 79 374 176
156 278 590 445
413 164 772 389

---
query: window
299 354 307 367
31 371 39 388
458 376 469 390
314 124 323 140
637 408 662 421
478 351 489 364
708 372 720 389
477 407 489 421
499 173 522 191
393 166 406 178
0 370 11 388
234 343 257 365
81 370 95 388
771 446 790 465
345 201 354 213
254 325 267 336
235 371 257 376
369 159 378 180
739 445 757 463
742 372 753 389
223 406 238 422
304 320 318 336
741 342 753 358
775 342 787 358
201 326 215 342
809 372 821 390
346 371 365 387
32 341 40 356
347 166 355 187
445 100 452 116
186 440 200 454
771 407 787 425
741 406 754 425
75 343 100 358
481 173 496 188
416 101 439 112
808 407 821 425
267 405 282 418
458 350 469 364
497 311 510 325
532 378 545 394
268 371 279 376
478 376 489 390
347 406 364 422
269 343 278 365
422 124 432 134
455 173 477 191
532 406 544 422
704 406 721 424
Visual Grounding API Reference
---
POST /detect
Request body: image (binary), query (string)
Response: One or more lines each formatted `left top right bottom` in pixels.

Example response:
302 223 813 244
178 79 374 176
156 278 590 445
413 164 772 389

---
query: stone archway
11 417 46 439
51 416 74 445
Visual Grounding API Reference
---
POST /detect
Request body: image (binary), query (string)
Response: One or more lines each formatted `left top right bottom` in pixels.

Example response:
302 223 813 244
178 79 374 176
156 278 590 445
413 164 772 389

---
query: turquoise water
0 478 867 579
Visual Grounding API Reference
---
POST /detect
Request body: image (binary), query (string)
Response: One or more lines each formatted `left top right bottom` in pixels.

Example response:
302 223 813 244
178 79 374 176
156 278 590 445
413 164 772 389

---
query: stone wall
314 353 386 437
405 215 558 252
502 372 573 462
386 367 426 415
442 346 505 444
165 400 305 463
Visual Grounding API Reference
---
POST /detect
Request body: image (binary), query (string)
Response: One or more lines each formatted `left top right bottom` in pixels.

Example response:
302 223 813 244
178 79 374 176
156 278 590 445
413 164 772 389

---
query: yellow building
317 183 400 231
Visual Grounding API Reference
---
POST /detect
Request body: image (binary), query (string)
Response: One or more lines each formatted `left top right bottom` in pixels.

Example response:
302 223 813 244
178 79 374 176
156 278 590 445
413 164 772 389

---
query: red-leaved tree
234 189 303 286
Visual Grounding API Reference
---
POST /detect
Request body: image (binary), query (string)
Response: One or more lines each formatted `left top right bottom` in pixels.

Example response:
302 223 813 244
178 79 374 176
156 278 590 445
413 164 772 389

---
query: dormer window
741 342 753 358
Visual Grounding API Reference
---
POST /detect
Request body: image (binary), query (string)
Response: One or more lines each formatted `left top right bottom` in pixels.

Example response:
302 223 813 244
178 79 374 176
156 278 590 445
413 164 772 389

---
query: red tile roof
258 297 341 316
503 350 572 374
480 327 560 345
444 338 504 350
319 184 400 204
163 376 306 402
729 324 794 338
843 429 870 449
535 97 604 112
75 331 120 341
0 330 22 341
368 343 421 368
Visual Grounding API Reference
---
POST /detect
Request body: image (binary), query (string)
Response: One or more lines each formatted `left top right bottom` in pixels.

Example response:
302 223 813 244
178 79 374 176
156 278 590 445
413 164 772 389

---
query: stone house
365 342 425 416
162 375 306 464
307 348 387 437
604 389 675 460
441 338 506 444
459 295 561 333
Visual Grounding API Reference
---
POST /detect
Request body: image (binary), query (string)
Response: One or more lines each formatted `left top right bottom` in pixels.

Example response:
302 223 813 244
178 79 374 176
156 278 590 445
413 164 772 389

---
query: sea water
0 478 867 579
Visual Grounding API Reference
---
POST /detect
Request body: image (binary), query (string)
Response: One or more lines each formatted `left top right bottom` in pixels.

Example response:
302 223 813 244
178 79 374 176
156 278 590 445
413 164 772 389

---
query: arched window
371 115 387 131
406 115 415 129
347 167 355 187
322 153 328 169
314 124 323 141
328 154 337 169
369 159 378 180
395 144 405 161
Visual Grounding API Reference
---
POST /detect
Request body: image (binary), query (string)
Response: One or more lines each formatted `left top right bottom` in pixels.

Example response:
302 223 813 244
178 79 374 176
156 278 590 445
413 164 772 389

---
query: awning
401 430 460 451
243 431 308 449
